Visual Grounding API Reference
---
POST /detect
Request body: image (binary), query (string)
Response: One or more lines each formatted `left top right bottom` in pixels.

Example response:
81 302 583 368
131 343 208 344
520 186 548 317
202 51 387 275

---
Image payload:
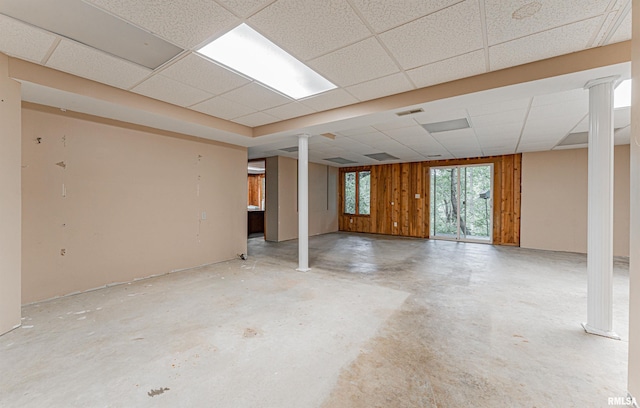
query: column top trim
584 75 621 89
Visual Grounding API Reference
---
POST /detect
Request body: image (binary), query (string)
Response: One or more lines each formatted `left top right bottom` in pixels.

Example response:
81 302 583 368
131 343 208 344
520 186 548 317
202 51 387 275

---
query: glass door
430 164 493 243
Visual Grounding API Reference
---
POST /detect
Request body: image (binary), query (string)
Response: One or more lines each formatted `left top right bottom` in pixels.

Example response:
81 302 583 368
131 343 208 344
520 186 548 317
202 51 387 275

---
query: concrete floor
0 232 630 407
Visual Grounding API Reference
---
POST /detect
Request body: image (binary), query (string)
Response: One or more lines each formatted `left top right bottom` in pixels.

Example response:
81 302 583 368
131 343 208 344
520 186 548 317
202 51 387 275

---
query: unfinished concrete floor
0 232 630 407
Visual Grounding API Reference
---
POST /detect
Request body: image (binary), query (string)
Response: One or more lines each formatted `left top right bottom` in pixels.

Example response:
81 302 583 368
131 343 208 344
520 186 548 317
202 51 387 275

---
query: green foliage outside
344 171 370 215
430 166 491 239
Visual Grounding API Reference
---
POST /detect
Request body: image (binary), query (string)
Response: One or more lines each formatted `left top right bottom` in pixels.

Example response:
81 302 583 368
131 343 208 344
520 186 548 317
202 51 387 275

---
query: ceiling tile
484 0 610 46
216 0 276 18
85 0 239 48
347 132 393 146
467 97 531 116
46 39 152 89
337 126 379 136
0 14 57 63
384 125 429 140
607 9 631 44
407 50 486 88
489 17 602 71
190 95 256 119
248 0 371 61
222 82 292 111
379 0 483 70
474 122 523 139
532 88 588 107
132 74 212 107
299 89 359 112
372 117 418 131
592 11 618 46
469 108 528 127
308 37 399 87
160 53 250 96
349 0 461 33
346 72 414 102
262 102 316 120
233 111 279 126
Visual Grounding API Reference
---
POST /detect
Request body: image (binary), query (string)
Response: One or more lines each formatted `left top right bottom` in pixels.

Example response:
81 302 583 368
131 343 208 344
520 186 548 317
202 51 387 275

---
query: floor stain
147 387 170 397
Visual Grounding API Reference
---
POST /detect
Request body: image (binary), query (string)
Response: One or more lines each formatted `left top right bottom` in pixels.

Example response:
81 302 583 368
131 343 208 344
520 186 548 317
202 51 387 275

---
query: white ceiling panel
592 11 618 46
484 0 611 46
46 39 152 89
233 111 279 127
299 89 359 112
467 97 531 117
160 53 250 96
430 128 479 146
85 0 238 48
469 108 528 127
614 126 631 145
348 133 393 146
517 141 558 152
412 108 469 125
190 95 256 119
216 0 276 18
489 17 602 71
372 117 419 131
263 102 316 120
222 82 292 111
384 125 429 140
337 126 379 136
607 8 632 44
349 0 461 33
571 107 631 133
527 102 587 122
132 74 212 107
407 50 486 88
474 122 523 139
0 14 57 63
379 0 483 70
248 0 371 61
308 37 399 87
532 88 588 107
346 72 414 102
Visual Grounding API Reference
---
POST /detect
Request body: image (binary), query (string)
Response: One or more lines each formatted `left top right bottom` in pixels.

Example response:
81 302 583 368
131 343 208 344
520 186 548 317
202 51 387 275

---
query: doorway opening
247 160 265 239
430 164 493 243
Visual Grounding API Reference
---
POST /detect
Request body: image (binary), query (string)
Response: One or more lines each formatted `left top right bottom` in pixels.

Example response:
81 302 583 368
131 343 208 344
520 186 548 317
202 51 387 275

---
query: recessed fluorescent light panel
365 153 399 161
614 79 631 108
198 24 337 99
422 118 470 133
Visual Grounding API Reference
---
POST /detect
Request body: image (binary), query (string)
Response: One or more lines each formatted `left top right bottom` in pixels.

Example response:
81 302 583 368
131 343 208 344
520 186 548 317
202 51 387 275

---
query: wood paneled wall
338 154 521 246
248 174 264 208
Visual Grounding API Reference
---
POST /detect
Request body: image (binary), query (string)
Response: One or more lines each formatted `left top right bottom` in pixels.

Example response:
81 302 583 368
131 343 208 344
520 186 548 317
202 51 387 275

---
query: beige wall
21 106 248 303
264 156 338 242
0 54 22 334
520 145 630 256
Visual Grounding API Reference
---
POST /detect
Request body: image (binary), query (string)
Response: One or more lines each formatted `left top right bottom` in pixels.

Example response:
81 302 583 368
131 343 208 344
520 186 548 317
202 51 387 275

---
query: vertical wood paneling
338 154 522 246
247 174 264 207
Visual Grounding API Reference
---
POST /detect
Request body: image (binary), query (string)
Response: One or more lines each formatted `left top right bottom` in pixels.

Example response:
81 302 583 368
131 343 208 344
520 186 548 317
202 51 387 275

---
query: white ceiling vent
279 146 299 152
324 157 357 164
422 118 470 133
396 108 424 117
365 152 399 161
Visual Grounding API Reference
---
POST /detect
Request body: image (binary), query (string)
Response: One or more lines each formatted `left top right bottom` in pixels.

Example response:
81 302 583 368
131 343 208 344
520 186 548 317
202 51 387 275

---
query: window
344 170 370 215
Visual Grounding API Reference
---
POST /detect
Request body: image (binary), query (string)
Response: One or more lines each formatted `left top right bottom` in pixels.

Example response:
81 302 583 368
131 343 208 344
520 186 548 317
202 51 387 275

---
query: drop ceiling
0 0 633 166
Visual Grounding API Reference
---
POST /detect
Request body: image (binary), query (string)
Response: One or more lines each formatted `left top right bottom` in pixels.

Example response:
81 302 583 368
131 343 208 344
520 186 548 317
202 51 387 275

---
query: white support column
297 134 311 272
582 76 620 340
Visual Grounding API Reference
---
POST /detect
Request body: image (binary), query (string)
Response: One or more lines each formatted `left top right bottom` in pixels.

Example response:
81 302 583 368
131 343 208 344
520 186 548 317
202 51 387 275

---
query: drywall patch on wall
21 107 248 303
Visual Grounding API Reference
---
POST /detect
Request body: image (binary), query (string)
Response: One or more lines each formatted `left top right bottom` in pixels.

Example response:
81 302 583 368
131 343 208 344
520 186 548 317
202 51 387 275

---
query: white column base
582 322 620 340
296 267 311 272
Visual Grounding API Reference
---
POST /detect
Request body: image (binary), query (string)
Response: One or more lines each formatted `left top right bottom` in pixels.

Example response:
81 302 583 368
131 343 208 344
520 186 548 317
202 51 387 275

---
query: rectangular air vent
324 157 357 164
422 118 470 133
396 108 424 117
279 146 299 152
365 153 399 161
